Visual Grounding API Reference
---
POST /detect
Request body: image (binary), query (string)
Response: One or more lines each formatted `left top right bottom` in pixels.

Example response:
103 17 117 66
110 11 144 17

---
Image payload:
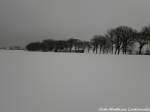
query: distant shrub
26 42 41 51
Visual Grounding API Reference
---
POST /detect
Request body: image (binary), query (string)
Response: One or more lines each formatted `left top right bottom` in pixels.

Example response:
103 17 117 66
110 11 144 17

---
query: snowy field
0 50 150 112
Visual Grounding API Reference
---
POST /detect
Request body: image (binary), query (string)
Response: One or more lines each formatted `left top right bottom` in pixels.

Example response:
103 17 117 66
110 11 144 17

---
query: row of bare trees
26 38 89 53
26 25 150 55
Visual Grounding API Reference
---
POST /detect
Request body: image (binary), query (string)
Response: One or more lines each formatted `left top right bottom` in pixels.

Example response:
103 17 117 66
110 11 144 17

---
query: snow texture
0 50 150 112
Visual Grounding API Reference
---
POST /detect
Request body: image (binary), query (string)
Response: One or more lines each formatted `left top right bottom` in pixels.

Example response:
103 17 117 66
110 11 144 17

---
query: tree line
26 25 150 55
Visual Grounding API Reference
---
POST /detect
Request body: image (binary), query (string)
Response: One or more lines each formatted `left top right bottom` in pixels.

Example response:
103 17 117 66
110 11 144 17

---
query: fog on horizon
0 0 150 47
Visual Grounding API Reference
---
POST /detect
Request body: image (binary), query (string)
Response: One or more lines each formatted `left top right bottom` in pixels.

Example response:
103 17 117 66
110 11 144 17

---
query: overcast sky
1 0 150 47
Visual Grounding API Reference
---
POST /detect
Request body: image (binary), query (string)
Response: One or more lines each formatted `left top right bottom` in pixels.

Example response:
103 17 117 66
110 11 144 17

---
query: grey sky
0 0 150 47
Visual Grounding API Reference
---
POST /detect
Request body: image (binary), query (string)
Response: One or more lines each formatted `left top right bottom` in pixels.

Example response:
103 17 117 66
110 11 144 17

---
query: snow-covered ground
0 50 150 112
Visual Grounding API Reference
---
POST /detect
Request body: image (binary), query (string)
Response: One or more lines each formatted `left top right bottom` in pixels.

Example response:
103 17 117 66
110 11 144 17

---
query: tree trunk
139 45 143 55
117 48 120 55
112 45 113 54
96 47 98 54
99 46 102 54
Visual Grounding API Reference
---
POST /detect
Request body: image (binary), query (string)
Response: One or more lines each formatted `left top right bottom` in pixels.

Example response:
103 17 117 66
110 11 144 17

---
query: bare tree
67 38 82 52
136 32 148 55
106 28 122 54
91 35 100 54
107 26 136 54
105 29 116 54
141 24 150 54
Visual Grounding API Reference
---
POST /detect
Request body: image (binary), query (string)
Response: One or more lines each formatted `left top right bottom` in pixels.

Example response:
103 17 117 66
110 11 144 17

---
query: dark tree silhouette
136 32 148 55
82 41 91 53
105 28 123 54
141 25 150 54
74 39 82 52
67 38 78 52
107 26 136 54
119 26 137 54
98 35 107 54
54 40 67 52
86 41 92 53
103 36 112 54
105 30 116 54
91 35 110 54
41 39 55 52
26 42 41 51
66 38 84 53
25 24 150 55
91 35 100 54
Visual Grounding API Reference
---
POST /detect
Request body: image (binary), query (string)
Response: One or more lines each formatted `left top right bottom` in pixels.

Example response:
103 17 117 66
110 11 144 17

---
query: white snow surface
0 50 150 112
